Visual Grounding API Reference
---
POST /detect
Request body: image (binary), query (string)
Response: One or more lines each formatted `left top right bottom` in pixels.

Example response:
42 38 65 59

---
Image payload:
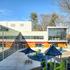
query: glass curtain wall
48 28 67 40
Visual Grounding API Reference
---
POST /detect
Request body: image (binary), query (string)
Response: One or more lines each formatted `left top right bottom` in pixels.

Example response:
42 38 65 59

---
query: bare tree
56 0 70 13
48 13 58 26
40 14 51 31
40 13 59 30
30 13 59 31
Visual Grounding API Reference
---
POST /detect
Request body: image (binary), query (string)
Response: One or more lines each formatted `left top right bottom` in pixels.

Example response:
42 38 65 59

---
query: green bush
43 66 47 70
41 59 46 68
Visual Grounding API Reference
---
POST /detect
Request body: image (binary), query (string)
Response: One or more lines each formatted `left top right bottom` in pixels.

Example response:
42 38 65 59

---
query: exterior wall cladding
0 21 68 48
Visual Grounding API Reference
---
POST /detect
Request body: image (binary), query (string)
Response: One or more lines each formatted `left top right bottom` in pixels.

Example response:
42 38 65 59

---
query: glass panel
0 43 2 47
48 28 67 40
22 36 43 39
0 36 44 39
36 44 43 47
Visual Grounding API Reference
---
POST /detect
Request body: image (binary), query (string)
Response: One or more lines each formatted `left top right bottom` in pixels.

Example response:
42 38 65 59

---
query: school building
0 21 68 49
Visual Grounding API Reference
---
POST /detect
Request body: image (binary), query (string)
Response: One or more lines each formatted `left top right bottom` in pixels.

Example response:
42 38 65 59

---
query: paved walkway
0 49 40 70
0 46 70 70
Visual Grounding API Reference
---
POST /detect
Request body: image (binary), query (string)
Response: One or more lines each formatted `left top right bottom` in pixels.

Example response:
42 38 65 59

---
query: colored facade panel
2 41 67 48
5 42 13 48
58 42 67 48
27 42 35 48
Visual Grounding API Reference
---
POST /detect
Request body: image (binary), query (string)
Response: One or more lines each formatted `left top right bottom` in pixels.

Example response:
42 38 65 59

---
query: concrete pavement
0 49 41 70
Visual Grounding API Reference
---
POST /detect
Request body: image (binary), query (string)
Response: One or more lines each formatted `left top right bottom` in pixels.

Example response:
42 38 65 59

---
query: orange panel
58 43 67 48
4 41 67 48
43 42 51 48
5 42 13 48
27 42 35 48
27 42 51 48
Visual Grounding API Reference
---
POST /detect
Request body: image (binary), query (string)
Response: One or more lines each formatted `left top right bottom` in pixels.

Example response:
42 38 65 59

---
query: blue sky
0 0 67 21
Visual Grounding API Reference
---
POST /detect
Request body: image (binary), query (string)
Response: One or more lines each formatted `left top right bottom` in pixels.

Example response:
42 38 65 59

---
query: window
36 44 43 47
48 28 67 40
4 36 16 39
51 43 58 47
0 36 17 39
22 36 43 39
0 36 44 39
0 43 2 47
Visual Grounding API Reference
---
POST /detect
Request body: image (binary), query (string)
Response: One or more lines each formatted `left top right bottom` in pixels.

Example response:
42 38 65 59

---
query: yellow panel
27 42 35 48
43 42 51 48
5 42 13 48
58 43 67 48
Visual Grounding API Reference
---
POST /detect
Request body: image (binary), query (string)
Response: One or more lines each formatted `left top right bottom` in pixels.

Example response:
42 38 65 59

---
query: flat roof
47 26 68 28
